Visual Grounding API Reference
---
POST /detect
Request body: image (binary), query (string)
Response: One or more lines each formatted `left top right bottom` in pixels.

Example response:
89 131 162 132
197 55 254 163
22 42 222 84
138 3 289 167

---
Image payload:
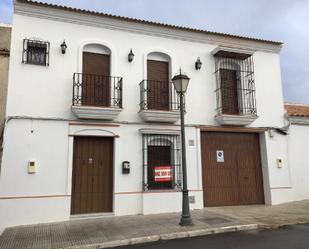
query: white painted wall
0 120 204 232
1 2 303 234
263 130 293 204
288 124 309 201
6 13 286 129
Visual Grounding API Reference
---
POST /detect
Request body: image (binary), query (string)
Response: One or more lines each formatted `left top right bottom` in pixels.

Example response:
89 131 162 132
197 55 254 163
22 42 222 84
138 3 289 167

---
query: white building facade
0 0 308 233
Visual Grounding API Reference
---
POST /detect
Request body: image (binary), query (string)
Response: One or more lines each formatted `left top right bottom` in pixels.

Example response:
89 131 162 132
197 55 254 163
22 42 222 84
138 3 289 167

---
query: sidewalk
0 200 308 249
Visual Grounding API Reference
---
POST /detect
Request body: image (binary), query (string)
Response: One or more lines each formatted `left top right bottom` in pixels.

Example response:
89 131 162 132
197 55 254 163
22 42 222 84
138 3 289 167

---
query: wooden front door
147 60 169 110
71 136 113 214
82 52 110 106
201 132 264 207
220 69 239 114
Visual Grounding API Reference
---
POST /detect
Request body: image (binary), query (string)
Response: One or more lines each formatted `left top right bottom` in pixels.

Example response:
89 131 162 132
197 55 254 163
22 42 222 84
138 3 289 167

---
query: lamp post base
179 215 193 226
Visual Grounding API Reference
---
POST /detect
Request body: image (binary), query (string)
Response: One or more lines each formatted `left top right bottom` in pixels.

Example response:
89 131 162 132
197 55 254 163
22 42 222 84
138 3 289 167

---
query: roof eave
15 0 283 46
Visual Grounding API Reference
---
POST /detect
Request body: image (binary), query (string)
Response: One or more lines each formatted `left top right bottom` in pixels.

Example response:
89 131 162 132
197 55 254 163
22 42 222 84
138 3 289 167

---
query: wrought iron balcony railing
139 80 181 111
73 73 122 108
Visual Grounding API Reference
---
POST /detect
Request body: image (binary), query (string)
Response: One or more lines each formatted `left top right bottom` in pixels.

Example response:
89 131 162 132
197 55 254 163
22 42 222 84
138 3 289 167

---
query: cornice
289 116 309 125
14 1 282 54
139 128 180 135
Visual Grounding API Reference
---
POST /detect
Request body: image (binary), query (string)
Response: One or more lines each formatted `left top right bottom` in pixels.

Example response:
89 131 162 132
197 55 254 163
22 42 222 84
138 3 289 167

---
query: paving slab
0 200 308 249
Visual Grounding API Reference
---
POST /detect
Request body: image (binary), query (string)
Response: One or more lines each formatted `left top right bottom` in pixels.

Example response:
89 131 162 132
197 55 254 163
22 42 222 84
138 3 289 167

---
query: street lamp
172 69 193 226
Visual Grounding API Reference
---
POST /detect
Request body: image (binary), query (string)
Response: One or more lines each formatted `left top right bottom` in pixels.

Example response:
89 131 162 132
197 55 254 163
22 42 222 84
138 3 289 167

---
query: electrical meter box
28 160 36 174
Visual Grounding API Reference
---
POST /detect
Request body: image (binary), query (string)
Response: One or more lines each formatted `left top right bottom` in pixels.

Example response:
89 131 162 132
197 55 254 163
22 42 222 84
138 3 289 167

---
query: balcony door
82 52 110 106
147 60 169 110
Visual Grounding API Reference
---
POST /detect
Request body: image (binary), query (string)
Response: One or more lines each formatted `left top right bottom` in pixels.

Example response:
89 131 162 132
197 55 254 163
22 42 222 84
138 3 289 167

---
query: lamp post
172 69 193 226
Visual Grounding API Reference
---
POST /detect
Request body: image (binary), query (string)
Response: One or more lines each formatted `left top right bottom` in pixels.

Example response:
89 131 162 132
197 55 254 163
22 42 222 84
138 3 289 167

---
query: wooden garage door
71 136 113 214
201 132 264 206
82 52 110 106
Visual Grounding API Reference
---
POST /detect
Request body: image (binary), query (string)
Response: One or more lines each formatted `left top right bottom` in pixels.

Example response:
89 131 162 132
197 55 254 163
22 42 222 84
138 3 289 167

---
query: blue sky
1 0 308 104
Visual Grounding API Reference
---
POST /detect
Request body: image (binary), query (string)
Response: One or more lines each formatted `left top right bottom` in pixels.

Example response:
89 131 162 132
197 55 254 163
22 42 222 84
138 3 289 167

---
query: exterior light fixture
171 69 192 226
128 48 134 62
195 57 202 70
60 40 67 54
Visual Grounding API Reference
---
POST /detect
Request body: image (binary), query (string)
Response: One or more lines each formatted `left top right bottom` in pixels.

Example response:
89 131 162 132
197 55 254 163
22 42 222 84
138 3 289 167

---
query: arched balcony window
139 52 181 123
72 43 122 120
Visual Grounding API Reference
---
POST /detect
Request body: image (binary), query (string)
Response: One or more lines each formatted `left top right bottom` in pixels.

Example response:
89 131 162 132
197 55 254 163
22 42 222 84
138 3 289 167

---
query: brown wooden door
147 145 172 189
82 52 110 106
201 132 264 207
220 69 239 114
71 136 113 214
147 60 169 110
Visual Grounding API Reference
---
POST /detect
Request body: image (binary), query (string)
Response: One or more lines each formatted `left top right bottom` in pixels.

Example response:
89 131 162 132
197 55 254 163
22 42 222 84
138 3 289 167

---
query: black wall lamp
195 57 202 70
122 161 130 174
60 40 67 54
128 48 134 62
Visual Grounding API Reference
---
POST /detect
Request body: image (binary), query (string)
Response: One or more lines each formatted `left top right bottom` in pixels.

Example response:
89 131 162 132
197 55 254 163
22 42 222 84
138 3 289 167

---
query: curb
65 223 259 249
259 221 309 230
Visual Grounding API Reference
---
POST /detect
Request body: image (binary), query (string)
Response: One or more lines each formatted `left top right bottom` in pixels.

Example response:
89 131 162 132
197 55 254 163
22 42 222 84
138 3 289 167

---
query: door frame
78 40 116 75
198 126 271 206
66 126 119 217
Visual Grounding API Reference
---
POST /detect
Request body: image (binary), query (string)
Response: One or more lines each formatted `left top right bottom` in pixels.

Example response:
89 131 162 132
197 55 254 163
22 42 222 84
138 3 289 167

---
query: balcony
71 73 122 120
139 80 181 123
213 47 258 126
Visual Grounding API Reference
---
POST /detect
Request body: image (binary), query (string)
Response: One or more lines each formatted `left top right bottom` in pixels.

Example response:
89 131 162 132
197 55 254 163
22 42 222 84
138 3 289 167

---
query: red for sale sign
154 166 172 182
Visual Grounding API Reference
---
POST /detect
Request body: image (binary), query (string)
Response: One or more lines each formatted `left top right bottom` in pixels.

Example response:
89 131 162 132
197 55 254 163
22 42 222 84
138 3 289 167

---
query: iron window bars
139 80 182 111
73 73 123 108
22 39 50 66
214 52 257 116
142 134 182 191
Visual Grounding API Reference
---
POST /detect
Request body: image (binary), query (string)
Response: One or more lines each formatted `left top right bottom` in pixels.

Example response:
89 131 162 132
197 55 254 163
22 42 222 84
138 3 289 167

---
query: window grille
214 52 257 115
142 134 182 190
22 39 50 66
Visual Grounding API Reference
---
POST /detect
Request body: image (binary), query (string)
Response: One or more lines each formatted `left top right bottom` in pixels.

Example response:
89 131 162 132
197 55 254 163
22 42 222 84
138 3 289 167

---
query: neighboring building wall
285 104 309 202
0 24 11 165
289 124 309 201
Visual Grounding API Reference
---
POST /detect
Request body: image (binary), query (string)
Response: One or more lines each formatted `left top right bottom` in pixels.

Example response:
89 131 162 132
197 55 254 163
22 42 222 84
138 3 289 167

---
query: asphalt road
115 224 309 249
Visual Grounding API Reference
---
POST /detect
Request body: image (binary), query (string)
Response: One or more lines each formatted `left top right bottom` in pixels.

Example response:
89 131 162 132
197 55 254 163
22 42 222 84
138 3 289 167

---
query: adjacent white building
0 0 308 233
